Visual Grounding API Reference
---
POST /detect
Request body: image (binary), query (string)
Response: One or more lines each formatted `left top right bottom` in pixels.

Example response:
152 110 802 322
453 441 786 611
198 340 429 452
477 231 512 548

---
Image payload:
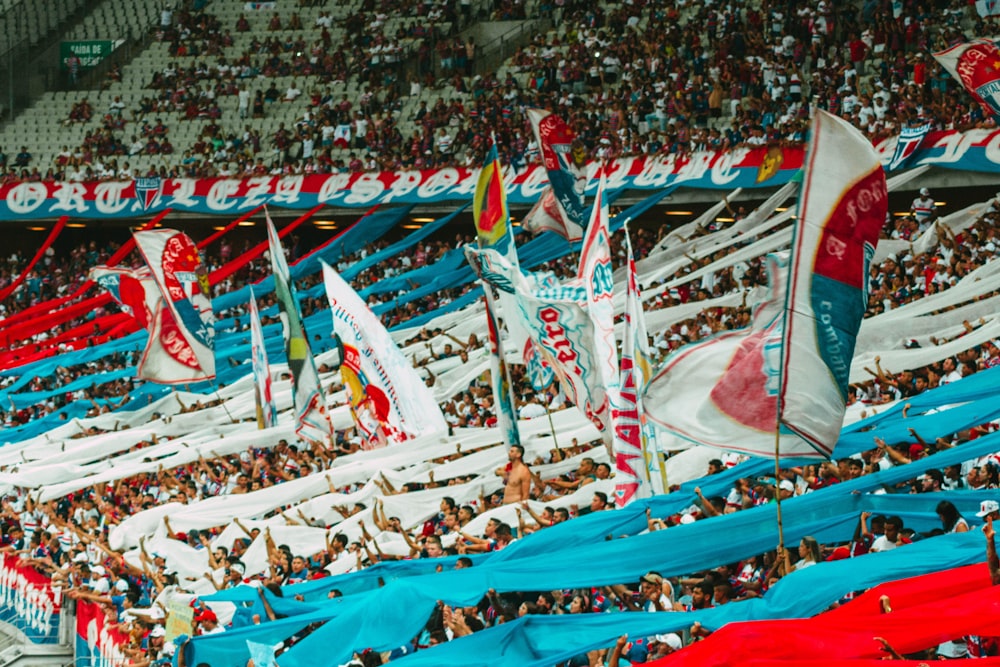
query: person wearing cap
610 571 672 612
651 632 684 658
910 187 936 230
138 623 167 662
194 607 224 635
978 500 1000 523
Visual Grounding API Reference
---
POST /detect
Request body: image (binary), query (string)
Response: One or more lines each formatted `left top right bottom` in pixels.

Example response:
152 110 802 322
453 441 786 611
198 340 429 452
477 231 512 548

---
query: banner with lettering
0 130 997 218
0 553 60 643
465 246 614 447
321 261 447 442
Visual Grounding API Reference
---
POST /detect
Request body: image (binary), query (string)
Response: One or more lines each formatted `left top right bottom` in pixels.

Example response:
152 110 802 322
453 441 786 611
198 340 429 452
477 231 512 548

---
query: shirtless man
497 444 531 504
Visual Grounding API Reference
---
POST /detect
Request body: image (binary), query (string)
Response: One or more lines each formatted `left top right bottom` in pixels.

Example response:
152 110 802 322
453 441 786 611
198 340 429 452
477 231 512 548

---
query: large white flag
643 110 887 459
131 230 216 383
465 246 613 449
265 211 335 445
321 261 447 442
576 176 638 505
465 179 619 451
642 254 805 456
248 286 278 430
779 110 887 454
617 231 661 501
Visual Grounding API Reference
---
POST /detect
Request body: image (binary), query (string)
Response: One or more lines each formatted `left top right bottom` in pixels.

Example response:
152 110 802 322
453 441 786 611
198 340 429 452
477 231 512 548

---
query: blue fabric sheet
183 429 1000 667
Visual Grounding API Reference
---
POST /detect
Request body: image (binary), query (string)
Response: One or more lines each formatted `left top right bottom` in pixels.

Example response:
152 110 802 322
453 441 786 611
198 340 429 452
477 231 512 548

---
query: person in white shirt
238 85 250 119
870 516 908 552
911 187 936 227
435 128 453 155
284 81 302 102
939 357 963 385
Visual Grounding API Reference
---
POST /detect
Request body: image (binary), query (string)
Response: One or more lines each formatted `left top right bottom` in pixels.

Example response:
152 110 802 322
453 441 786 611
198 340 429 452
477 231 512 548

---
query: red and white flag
934 38 1000 117
779 110 887 454
617 230 664 501
523 109 591 241
642 254 803 456
133 229 216 383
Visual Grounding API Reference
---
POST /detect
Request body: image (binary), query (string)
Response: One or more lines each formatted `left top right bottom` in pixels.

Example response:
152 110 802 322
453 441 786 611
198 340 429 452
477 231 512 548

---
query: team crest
756 146 784 183
133 177 162 211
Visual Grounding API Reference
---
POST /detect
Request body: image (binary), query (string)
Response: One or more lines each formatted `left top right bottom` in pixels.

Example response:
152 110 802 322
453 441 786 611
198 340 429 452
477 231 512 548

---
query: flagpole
209 380 238 424
543 399 560 452
773 420 786 572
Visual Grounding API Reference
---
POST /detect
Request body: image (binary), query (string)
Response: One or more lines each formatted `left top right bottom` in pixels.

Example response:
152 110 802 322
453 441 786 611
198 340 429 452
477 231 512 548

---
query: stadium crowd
0 0 996 182
1 171 999 664
0 0 1000 665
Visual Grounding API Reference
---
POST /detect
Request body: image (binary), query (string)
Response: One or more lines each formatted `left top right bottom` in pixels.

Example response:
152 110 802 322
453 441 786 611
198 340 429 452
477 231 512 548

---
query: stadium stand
1 0 1000 666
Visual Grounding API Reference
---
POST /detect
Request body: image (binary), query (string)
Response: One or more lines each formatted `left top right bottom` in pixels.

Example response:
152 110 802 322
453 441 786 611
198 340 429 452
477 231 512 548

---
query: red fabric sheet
208 203 324 284
735 660 1000 667
2 205 328 367
0 216 68 303
650 564 1000 666
0 210 170 338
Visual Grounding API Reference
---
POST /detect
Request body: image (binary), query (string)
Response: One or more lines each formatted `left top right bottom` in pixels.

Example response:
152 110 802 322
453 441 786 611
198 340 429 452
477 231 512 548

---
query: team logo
756 146 784 183
886 124 930 172
133 177 162 211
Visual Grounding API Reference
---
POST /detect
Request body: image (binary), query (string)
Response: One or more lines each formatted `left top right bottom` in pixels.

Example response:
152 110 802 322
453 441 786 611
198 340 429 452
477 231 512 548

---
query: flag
248 286 277 430
576 175 639 505
780 109 888 455
321 261 447 443
521 188 572 239
642 254 803 456
90 265 193 383
132 229 216 383
464 176 618 451
484 285 521 449
474 140 523 449
265 210 335 445
473 142 514 256
933 38 1000 117
473 140 551 393
465 246 613 449
643 111 886 459
618 231 664 500
523 337 555 392
89 266 159 332
524 108 590 241
886 123 930 172
976 0 1000 18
